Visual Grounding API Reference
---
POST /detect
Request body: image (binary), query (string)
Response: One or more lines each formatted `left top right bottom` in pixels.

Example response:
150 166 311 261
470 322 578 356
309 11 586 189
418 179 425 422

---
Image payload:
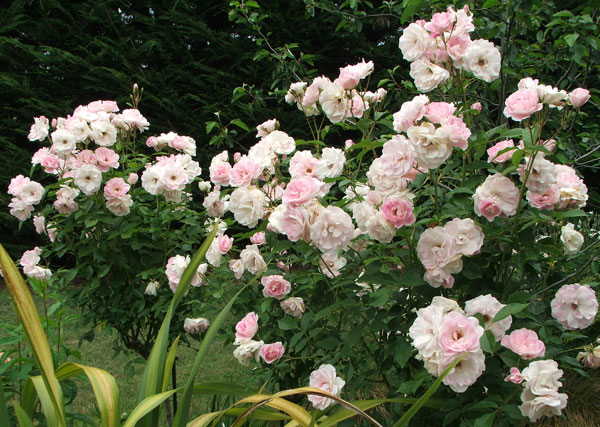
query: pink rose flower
104 177 130 199
380 198 415 228
127 173 139 185
235 312 259 341
228 157 261 187
20 247 41 268
282 176 321 208
569 88 590 108
281 206 310 242
501 328 546 359
95 147 119 172
487 140 516 163
217 234 234 254
470 102 482 111
440 116 471 150
250 231 266 245
310 206 354 253
438 312 483 356
210 162 232 186
503 88 543 121
473 173 520 221
424 102 456 123
259 342 285 364
551 284 598 330
505 367 523 384
393 95 429 133
307 364 346 410
261 275 292 300
424 11 454 36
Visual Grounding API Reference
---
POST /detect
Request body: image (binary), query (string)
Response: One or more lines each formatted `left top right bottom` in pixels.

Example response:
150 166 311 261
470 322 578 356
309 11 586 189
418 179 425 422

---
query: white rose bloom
537 84 568 108
183 317 210 334
23 265 52 281
18 181 45 205
228 187 266 228
144 280 160 296
68 117 92 142
522 360 564 396
74 165 102 195
141 166 163 195
205 240 223 267
268 204 287 234
105 195 133 216
410 60 450 93
233 340 264 366
521 156 557 194
280 297 305 318
366 158 404 195
228 259 245 279
352 201 378 231
560 223 584 255
240 244 266 275
310 206 354 253
28 116 50 141
365 211 396 243
264 130 295 155
399 23 433 61
90 120 117 146
50 129 77 155
315 147 346 180
519 388 568 422
464 294 511 341
248 139 276 173
319 82 350 123
413 126 453 169
463 39 501 82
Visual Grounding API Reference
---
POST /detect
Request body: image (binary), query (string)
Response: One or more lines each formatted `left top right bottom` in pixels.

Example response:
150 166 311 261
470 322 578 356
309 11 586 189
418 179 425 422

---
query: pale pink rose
127 173 138 185
554 164 588 209
501 329 546 359
393 95 429 133
307 364 346 410
381 198 415 228
463 39 501 82
417 226 457 270
86 100 119 113
424 102 456 123
256 118 279 138
283 176 321 208
409 304 445 358
473 173 520 221
310 206 354 253
569 88 590 108
315 147 346 180
470 102 482 111
289 150 318 178
519 388 567 422
319 81 350 123
203 191 227 217
228 157 261 187
28 116 50 141
20 247 41 268
465 294 511 341
410 123 452 169
350 92 367 118
103 177 130 198
577 347 600 368
487 139 516 163
504 88 543 121
399 22 433 62
23 265 52 280
444 218 484 257
250 231 266 245
344 139 354 149
519 156 557 194
439 116 471 150
281 297 305 318
8 175 31 196
423 258 462 289
217 234 234 254
235 312 259 340
380 135 416 178
41 155 62 174
261 275 291 299
281 206 310 242
184 317 210 334
120 108 149 131
239 244 266 275
365 211 397 243
319 252 347 278
505 367 524 384
93 147 119 172
526 186 559 210
105 195 133 216
438 311 483 356
228 259 244 279
259 342 285 364
302 76 328 108
263 130 295 155
410 59 450 92
228 187 265 228
551 284 598 330
33 215 46 235
447 34 471 62
160 165 187 191
17 181 45 205
424 11 454 36
31 147 52 165
441 349 486 393
334 66 360 90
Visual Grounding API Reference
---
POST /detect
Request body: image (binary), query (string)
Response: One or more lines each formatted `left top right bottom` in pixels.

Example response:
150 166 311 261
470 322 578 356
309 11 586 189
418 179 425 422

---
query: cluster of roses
232 312 285 366
284 60 386 123
399 5 501 92
18 247 52 281
392 94 471 170
146 131 197 156
416 218 484 288
7 175 45 221
140 153 202 203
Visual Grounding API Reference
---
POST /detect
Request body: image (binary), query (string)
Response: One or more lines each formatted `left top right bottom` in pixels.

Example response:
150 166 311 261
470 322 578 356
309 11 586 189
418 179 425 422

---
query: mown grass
0 286 256 424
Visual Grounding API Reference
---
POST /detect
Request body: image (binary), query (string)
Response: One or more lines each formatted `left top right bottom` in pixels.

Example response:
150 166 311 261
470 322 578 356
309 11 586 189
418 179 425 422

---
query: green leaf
368 287 392 307
278 316 297 331
474 412 495 427
493 303 528 323
555 209 587 220
480 330 497 355
316 336 340 350
394 341 413 368
564 33 579 47
482 0 501 7
123 390 177 427
85 218 98 228
230 119 250 132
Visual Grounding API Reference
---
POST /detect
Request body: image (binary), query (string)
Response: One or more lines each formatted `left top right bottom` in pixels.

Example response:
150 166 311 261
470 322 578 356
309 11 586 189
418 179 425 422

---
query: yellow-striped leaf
123 390 178 427
0 244 66 426
13 403 35 427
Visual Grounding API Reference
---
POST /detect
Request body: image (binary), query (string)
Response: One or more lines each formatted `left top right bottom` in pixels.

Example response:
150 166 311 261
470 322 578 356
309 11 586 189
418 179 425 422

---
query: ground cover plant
2 1 600 426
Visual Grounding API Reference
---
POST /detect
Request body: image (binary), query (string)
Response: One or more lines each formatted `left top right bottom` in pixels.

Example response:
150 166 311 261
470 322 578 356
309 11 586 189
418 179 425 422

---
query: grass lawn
0 286 257 424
